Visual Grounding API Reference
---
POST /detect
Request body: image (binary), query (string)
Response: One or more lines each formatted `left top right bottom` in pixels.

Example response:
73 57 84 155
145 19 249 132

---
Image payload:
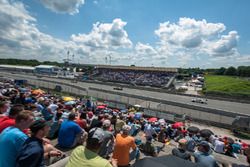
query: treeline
179 66 250 77
0 58 95 72
0 58 63 67
214 66 250 77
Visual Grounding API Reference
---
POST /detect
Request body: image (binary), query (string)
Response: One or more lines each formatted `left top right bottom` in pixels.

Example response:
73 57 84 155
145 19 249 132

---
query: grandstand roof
95 65 178 72
0 64 35 70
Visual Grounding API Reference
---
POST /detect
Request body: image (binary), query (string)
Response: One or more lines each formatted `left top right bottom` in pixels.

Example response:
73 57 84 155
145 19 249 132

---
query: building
34 65 61 75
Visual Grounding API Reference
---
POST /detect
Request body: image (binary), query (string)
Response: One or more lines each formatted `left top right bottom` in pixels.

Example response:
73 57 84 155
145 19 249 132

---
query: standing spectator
0 104 24 133
58 113 87 148
16 119 62 167
194 141 219 167
66 128 116 167
0 110 34 167
172 138 191 160
113 125 139 167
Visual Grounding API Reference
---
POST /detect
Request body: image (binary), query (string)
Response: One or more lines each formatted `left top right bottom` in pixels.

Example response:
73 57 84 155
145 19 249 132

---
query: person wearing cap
99 119 115 159
16 119 62 167
194 141 219 167
0 110 34 167
172 138 191 160
112 125 139 167
58 112 87 148
66 128 117 167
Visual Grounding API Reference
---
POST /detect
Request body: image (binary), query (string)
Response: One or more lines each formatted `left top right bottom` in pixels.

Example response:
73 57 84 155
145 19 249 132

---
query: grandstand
92 65 178 87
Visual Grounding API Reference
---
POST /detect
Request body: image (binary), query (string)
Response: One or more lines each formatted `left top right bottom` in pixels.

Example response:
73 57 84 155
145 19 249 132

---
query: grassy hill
204 75 250 97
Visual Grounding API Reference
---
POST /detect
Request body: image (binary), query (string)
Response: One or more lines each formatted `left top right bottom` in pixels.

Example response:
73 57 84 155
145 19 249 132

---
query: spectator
233 139 242 154
113 125 139 167
194 141 219 167
232 148 250 167
115 115 126 134
0 110 34 167
0 104 24 133
185 133 196 152
16 119 62 167
75 112 88 131
0 101 9 117
144 122 156 140
58 112 87 148
66 128 116 167
99 119 115 159
140 136 162 157
172 138 191 160
214 138 225 154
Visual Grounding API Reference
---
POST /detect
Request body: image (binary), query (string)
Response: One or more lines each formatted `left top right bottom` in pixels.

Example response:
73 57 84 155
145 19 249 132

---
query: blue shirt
232 143 241 154
194 151 219 167
58 120 82 148
0 127 28 167
16 137 44 167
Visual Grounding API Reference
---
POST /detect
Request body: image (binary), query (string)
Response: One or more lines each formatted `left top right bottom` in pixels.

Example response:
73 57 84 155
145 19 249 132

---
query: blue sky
0 0 250 68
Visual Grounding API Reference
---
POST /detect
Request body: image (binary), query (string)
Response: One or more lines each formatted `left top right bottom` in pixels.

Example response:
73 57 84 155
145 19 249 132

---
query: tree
224 66 237 76
215 67 226 75
237 66 250 77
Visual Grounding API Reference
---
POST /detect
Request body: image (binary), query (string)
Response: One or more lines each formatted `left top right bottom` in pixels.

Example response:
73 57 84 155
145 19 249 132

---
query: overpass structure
1 71 250 128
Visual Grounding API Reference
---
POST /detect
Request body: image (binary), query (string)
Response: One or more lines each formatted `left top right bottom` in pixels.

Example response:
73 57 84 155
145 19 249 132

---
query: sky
0 0 250 68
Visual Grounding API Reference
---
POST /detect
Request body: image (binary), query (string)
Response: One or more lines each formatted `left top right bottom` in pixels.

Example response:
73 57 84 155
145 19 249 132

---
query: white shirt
214 139 224 153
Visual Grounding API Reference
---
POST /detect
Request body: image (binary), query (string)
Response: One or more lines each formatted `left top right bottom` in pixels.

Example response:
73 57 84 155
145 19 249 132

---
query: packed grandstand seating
93 69 175 87
0 78 250 167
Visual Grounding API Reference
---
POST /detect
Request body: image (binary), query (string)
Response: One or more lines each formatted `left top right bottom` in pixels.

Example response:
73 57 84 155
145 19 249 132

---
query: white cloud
236 55 250 63
71 19 132 49
155 17 225 48
135 42 158 58
154 17 241 66
40 0 84 15
0 0 133 65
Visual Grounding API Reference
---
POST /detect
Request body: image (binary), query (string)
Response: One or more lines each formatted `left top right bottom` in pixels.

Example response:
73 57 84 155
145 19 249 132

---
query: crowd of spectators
94 69 175 87
0 78 250 167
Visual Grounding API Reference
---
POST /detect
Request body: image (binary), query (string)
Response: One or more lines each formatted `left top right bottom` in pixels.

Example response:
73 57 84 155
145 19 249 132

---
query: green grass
204 75 250 97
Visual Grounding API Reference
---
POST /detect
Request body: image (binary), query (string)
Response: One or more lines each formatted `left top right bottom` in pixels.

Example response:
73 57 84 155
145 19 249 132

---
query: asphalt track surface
1 72 250 116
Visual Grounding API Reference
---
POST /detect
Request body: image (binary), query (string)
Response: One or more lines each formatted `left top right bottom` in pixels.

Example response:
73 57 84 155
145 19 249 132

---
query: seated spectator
0 110 34 167
185 133 196 152
233 139 242 154
66 128 116 167
0 101 9 117
225 143 237 158
140 136 162 157
75 112 88 131
113 125 139 167
98 120 115 159
194 141 219 167
16 119 62 167
0 104 24 133
232 148 250 167
214 138 225 154
172 138 191 160
58 113 87 148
